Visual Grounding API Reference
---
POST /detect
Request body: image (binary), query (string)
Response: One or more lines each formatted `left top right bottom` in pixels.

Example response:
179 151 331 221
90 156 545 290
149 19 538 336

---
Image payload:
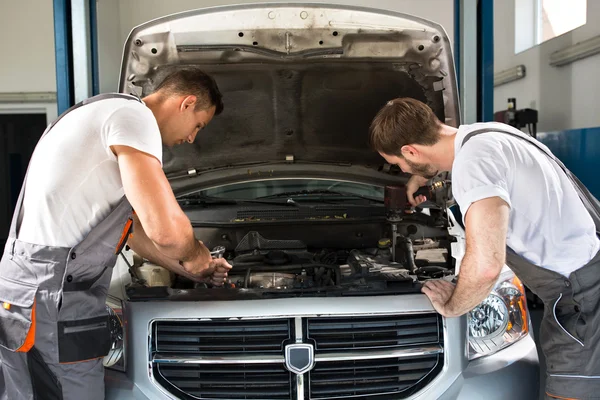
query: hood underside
119 4 460 176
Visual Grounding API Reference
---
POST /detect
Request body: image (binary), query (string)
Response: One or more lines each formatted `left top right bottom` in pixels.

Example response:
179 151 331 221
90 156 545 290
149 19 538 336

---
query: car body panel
118 3 459 178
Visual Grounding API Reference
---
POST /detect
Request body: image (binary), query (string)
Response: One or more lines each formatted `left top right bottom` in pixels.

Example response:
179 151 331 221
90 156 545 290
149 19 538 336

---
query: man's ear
180 95 197 112
400 145 418 159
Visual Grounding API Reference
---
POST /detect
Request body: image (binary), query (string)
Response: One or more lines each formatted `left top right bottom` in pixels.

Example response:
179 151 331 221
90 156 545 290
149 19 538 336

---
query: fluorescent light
494 65 526 87
550 34 600 67
0 92 57 103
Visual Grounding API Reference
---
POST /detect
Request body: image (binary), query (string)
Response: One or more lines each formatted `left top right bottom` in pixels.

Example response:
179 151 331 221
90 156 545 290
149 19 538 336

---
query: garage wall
98 0 455 93
0 1 454 96
494 0 600 131
0 0 57 92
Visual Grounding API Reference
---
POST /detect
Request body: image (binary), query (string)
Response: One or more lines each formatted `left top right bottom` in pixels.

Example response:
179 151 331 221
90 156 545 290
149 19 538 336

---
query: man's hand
180 243 233 286
407 175 430 207
205 258 233 286
421 279 458 317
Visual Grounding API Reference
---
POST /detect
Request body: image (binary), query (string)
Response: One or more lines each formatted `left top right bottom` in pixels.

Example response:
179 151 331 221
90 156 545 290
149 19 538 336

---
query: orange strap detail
546 392 579 400
59 356 104 365
115 217 134 254
16 299 36 353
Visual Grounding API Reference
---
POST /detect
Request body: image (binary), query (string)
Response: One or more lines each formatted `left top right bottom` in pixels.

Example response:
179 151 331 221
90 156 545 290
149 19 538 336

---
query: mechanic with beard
368 97 600 400
0 68 232 400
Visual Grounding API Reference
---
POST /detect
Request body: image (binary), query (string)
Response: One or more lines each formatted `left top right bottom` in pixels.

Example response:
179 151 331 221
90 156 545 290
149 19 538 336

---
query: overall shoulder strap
45 93 142 138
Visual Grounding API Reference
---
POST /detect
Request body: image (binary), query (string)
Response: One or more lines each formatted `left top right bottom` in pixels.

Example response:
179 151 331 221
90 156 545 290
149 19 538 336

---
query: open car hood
119 3 460 178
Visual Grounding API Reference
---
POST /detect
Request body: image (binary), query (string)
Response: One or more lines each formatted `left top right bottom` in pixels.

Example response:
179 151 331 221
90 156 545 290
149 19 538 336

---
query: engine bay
220 232 453 289
124 182 458 300
125 227 456 300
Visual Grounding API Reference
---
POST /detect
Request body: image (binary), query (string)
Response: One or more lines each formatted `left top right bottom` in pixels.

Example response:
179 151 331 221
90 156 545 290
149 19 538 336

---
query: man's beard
405 158 438 179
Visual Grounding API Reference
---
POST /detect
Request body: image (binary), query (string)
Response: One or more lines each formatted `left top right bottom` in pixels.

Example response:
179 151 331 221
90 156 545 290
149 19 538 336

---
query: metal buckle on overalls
8 238 17 260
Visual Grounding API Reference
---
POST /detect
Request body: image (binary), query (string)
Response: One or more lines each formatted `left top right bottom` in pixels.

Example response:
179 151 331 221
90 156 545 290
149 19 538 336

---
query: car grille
150 314 443 400
154 318 292 354
154 363 293 400
309 355 442 399
306 314 440 352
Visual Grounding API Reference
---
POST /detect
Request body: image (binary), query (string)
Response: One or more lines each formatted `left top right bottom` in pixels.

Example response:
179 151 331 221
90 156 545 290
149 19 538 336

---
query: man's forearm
127 217 207 282
115 145 206 263
444 252 499 317
149 214 205 262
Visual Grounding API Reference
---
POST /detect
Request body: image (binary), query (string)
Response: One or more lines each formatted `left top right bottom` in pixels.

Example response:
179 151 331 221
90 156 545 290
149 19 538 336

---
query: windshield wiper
178 194 300 207
256 190 384 203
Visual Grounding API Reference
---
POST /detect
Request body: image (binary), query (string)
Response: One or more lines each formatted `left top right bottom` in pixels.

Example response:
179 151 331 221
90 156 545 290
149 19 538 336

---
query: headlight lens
103 300 126 371
468 271 529 360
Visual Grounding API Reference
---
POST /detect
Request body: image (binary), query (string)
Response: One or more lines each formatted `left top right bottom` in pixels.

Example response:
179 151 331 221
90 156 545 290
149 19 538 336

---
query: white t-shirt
452 122 599 277
18 98 163 247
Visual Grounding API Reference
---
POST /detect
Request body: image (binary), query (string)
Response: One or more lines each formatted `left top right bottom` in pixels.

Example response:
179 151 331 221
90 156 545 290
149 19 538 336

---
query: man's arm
422 196 509 317
113 145 211 273
127 214 230 285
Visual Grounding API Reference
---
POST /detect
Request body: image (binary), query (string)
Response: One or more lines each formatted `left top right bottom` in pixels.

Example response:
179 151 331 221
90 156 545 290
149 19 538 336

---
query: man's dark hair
368 98 440 156
155 68 224 115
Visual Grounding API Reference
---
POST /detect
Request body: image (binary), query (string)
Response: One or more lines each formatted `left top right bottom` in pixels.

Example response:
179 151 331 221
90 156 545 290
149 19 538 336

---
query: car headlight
104 299 126 371
468 271 529 360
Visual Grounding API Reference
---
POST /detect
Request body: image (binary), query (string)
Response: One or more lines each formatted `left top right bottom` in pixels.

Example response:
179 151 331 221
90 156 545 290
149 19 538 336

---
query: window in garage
538 0 587 42
515 0 587 53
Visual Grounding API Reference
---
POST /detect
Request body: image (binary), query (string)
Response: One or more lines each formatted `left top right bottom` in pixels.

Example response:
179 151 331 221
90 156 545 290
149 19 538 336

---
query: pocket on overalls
541 293 586 375
0 275 38 352
553 292 586 346
57 313 111 363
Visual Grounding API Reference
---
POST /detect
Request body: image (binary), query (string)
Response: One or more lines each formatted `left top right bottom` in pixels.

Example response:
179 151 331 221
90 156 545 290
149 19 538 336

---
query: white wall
97 0 454 92
0 0 57 93
97 0 123 93
494 0 600 131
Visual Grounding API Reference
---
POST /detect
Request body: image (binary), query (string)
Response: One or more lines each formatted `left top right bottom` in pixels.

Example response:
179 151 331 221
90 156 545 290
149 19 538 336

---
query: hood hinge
187 168 198 176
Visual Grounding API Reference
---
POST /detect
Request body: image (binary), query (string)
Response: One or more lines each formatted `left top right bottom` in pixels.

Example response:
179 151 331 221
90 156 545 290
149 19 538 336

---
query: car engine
126 183 457 297
129 229 454 296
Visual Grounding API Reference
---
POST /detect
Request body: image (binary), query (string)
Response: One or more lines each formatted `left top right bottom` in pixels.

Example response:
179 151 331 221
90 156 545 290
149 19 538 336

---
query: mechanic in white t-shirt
368 97 600 399
0 68 237 400
19 68 232 284
0 68 234 400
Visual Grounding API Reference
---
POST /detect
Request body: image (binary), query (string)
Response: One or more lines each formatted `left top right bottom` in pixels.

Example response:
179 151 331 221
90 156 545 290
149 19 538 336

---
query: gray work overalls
463 127 600 400
0 93 141 400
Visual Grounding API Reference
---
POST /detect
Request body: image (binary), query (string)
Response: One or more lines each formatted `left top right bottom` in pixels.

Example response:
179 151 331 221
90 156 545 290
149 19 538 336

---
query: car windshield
195 179 384 201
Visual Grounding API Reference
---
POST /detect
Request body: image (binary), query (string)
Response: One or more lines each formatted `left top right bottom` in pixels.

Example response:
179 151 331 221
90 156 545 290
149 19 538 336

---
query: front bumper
105 296 539 400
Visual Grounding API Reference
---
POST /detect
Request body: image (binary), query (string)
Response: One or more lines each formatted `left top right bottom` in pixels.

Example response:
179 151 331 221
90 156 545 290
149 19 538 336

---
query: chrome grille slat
314 334 438 347
153 353 285 364
311 358 438 372
312 369 434 381
307 316 438 330
158 343 284 352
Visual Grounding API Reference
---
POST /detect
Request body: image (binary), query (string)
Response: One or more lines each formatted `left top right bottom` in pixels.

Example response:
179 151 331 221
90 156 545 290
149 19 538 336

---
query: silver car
104 4 539 400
